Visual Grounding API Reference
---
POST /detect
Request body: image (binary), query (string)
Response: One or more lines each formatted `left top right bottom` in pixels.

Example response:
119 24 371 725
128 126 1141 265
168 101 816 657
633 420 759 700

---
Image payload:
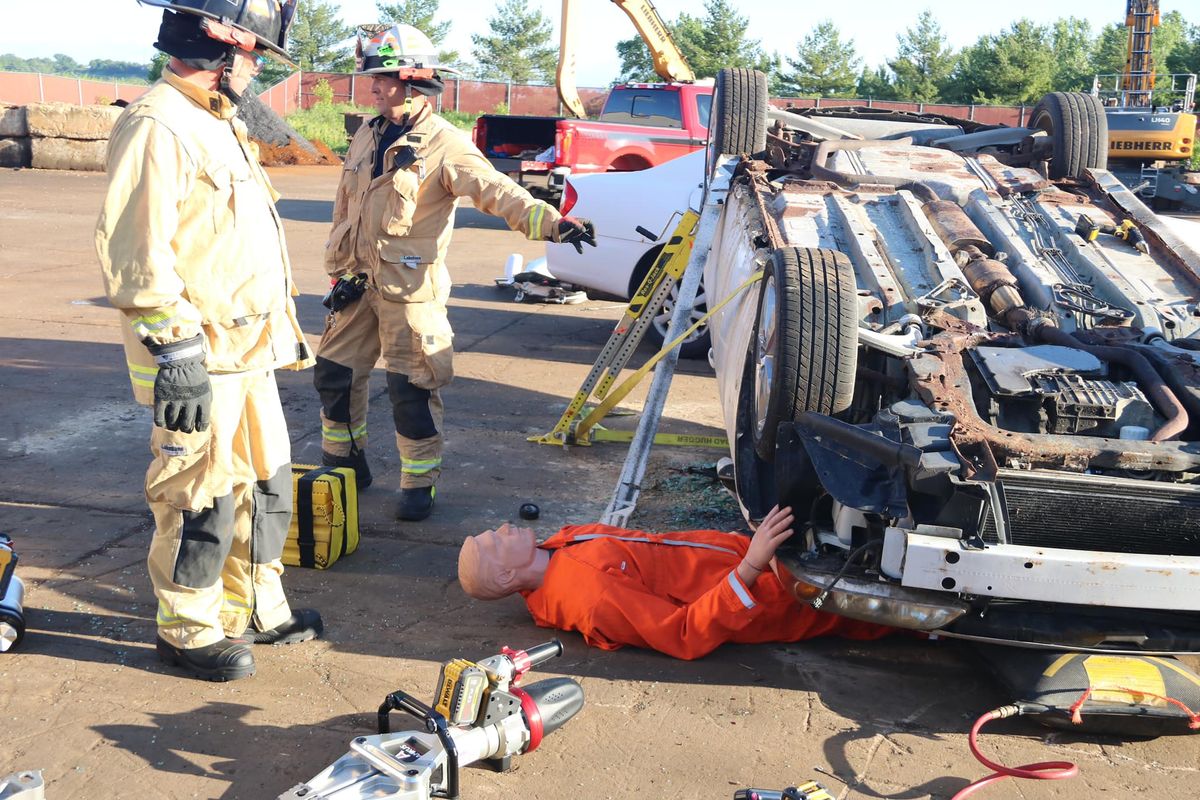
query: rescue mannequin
458 505 892 660
96 0 321 682
312 24 596 522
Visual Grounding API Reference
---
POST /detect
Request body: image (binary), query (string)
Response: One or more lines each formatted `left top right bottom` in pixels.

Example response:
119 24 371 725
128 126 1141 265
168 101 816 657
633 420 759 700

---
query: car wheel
649 276 710 359
1029 91 1108 180
705 68 768 189
630 245 710 360
750 247 859 462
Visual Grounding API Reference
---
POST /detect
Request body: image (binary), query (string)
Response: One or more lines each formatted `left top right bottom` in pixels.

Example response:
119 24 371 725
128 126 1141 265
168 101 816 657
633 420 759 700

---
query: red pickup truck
471 82 713 198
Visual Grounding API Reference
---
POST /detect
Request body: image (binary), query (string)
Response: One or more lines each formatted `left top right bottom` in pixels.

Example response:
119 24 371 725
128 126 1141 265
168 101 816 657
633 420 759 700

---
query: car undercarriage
701 74 1200 655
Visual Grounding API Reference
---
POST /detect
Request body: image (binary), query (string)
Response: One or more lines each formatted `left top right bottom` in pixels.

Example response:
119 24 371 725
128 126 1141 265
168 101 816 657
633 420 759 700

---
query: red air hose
949 706 1078 800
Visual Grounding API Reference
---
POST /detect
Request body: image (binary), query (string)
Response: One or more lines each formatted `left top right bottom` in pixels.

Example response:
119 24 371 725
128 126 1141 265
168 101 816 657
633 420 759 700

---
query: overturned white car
702 69 1200 654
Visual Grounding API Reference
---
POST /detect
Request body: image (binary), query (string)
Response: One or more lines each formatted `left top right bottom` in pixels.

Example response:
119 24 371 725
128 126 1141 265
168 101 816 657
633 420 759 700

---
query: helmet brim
139 0 299 69
355 65 464 78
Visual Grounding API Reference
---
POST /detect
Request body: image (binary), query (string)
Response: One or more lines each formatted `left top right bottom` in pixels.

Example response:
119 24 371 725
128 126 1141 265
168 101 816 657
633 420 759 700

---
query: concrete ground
1 166 1197 799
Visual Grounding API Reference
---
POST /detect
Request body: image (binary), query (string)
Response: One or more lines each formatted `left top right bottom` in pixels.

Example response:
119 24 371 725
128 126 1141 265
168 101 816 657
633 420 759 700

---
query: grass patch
286 105 481 153
441 109 481 131
286 101 370 155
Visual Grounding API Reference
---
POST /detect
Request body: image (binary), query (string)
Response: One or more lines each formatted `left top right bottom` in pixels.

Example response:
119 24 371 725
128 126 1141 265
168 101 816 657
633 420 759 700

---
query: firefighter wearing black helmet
95 0 321 682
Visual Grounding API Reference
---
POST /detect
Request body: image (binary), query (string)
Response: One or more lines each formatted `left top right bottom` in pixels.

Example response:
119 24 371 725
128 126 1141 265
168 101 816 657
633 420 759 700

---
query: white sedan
542 149 709 358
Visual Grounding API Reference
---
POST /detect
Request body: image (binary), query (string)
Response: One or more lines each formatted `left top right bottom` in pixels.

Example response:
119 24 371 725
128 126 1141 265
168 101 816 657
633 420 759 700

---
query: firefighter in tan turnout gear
315 24 596 521
95 0 322 682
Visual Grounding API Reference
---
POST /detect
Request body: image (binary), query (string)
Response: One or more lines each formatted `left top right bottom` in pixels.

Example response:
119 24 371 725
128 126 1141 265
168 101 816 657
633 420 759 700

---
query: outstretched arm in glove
551 216 597 254
440 149 596 254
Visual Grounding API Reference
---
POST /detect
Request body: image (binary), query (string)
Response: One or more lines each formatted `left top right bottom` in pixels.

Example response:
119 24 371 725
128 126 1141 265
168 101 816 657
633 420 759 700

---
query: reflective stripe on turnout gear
527 204 546 240
156 600 206 629
128 361 158 389
401 458 441 475
131 310 178 340
321 422 368 443
223 591 253 611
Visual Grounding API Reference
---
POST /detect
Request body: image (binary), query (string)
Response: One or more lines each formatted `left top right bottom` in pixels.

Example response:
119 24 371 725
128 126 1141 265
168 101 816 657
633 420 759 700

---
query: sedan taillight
560 181 578 215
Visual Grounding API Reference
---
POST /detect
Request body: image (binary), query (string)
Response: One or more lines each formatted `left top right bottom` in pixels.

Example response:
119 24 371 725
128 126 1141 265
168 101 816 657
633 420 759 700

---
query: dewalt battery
434 659 488 726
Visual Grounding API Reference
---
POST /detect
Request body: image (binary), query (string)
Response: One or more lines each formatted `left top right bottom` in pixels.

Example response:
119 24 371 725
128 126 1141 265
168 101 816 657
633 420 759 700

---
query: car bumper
888 531 1200 612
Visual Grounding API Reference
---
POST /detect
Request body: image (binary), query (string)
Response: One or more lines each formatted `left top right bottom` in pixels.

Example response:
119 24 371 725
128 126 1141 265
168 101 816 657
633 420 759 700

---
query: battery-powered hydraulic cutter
280 639 583 799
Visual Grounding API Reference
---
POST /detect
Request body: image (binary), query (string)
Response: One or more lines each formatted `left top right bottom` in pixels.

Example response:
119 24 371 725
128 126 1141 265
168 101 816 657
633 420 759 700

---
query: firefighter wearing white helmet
312 23 597 522
95 0 322 682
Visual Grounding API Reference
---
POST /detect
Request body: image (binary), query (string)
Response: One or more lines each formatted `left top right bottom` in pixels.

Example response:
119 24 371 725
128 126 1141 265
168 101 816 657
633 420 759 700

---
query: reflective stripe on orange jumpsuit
522 524 894 660
95 69 314 649
315 104 561 489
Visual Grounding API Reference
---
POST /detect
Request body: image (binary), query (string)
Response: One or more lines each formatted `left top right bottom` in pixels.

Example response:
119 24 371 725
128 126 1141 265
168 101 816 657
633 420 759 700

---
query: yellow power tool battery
434 659 488 725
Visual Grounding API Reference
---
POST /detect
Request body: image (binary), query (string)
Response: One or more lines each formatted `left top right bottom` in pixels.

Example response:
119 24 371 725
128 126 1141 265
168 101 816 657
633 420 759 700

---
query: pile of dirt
253 136 340 166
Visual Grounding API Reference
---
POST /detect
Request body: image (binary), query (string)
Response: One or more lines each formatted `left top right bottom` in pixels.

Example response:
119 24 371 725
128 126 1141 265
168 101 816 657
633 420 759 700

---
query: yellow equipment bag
283 464 359 569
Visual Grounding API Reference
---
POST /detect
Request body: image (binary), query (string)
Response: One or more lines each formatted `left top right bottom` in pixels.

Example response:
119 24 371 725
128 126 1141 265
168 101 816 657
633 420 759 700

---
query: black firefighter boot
322 448 372 491
397 486 435 522
156 636 256 682
243 609 324 645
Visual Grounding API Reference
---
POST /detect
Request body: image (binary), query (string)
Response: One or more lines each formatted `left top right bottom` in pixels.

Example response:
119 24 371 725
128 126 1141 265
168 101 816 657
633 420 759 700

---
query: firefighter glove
553 216 597 254
147 335 212 433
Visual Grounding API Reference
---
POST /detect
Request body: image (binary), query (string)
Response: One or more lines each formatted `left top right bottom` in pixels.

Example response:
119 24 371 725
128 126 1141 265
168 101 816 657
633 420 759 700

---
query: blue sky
0 0 1175 86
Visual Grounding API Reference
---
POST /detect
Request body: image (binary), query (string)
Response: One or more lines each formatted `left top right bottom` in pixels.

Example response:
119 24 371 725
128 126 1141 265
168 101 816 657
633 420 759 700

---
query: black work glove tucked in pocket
147 334 212 433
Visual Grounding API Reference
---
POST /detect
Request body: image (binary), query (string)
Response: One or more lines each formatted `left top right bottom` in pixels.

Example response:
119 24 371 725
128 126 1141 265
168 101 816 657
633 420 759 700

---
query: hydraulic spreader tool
280 640 583 799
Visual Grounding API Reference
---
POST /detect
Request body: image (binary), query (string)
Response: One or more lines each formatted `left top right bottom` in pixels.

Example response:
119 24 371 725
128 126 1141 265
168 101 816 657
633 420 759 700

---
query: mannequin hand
738 505 795 583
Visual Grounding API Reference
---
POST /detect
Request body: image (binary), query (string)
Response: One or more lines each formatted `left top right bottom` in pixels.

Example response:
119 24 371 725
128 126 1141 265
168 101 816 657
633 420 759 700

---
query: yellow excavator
556 0 695 119
1093 1 1199 209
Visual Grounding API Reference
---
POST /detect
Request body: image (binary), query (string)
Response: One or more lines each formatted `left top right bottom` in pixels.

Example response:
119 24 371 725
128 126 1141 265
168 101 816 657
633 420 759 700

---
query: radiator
981 469 1200 556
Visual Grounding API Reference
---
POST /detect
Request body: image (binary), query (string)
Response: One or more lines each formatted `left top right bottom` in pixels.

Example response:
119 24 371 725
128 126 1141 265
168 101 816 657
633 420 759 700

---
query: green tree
615 13 703 83
290 0 354 72
944 20 1055 105
52 53 80 73
615 0 769 83
1090 22 1128 78
148 52 169 82
686 0 769 78
377 0 451 45
376 0 465 70
855 65 896 100
779 20 861 98
1050 17 1095 93
889 10 957 102
471 0 557 84
1164 22 1200 78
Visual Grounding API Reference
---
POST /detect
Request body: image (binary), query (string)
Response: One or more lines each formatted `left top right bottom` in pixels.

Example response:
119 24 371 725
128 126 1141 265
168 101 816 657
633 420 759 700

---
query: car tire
750 247 859 462
705 67 768 188
1029 91 1108 180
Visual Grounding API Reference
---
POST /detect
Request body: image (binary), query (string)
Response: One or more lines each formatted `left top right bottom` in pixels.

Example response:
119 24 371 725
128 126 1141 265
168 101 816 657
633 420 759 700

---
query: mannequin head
458 524 550 600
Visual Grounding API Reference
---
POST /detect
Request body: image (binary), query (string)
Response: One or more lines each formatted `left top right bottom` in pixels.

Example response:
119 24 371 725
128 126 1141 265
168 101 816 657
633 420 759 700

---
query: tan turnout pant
314 284 454 489
146 369 293 649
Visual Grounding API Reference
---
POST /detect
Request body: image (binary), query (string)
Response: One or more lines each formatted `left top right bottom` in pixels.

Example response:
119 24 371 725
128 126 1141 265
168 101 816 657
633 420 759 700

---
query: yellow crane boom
1122 0 1160 108
557 0 695 119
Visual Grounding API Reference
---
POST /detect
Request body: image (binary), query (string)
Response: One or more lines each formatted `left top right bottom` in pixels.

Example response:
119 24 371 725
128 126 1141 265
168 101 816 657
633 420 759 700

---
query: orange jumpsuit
522 524 893 660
